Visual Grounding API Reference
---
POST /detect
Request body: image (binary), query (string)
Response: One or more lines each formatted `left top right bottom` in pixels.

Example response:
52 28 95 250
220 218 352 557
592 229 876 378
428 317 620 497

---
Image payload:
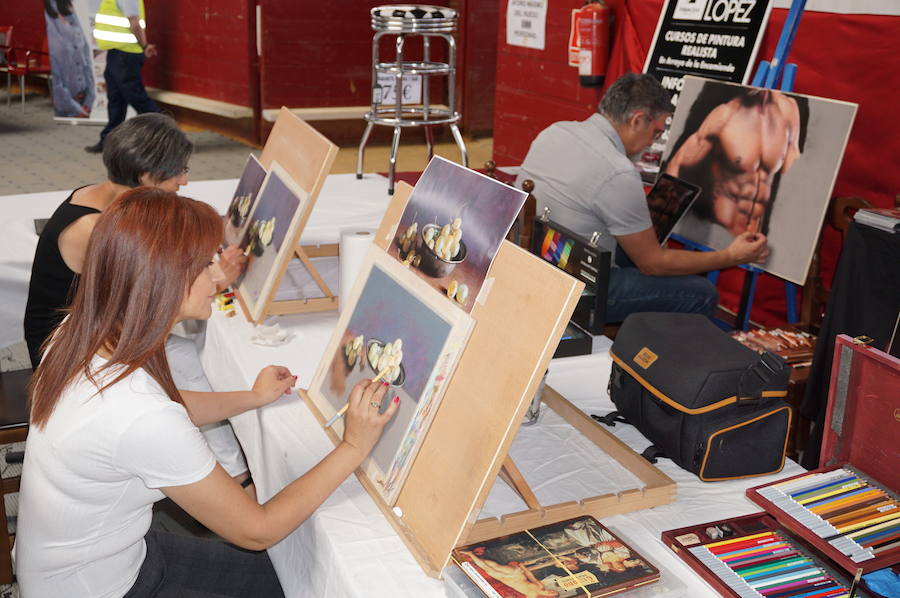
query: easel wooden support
301 182 675 577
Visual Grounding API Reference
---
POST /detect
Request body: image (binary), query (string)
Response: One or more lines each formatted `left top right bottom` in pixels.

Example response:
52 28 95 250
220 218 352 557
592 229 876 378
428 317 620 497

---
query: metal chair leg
19 74 25 113
449 123 468 168
356 120 375 180
6 72 10 108
424 126 434 163
388 125 402 195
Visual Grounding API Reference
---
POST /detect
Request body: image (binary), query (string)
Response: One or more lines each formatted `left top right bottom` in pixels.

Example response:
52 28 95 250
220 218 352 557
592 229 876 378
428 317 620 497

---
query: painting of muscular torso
661 76 857 284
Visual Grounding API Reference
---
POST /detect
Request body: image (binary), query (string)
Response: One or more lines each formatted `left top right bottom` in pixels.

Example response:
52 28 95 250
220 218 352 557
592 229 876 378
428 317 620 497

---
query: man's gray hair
103 113 193 187
599 73 672 124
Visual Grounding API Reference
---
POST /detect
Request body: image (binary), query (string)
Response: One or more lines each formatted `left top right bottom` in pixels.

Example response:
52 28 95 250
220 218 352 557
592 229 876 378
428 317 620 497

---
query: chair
0 367 30 584
6 46 51 113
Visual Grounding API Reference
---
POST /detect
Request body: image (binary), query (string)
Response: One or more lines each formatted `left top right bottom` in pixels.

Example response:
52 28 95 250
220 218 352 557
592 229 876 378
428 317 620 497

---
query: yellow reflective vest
93 0 145 54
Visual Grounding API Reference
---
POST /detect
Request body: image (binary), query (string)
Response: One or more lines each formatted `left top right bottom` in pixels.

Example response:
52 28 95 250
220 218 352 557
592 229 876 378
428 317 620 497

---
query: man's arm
127 16 156 57
665 102 733 177
781 96 802 173
616 227 768 276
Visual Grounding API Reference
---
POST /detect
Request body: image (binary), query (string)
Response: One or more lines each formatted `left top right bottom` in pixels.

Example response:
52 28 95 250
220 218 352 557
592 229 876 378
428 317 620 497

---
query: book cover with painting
453 516 659 598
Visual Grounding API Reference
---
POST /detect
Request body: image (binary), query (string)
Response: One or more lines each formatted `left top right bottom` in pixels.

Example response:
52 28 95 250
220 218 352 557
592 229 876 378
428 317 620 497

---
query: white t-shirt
15 361 217 598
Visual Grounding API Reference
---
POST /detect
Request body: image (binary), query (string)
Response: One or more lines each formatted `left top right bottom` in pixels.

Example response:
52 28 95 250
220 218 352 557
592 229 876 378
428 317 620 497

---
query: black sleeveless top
23 189 100 367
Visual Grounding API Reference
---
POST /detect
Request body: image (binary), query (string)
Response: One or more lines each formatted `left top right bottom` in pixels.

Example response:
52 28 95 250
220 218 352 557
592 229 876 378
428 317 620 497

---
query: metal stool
356 5 468 194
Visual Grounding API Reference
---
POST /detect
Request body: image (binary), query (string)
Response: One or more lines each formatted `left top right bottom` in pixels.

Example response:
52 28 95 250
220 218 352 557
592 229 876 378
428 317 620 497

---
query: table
195 174 807 597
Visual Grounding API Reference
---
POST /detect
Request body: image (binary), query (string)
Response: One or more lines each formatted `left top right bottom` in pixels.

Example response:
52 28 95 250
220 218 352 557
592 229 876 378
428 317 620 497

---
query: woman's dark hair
44 0 74 18
103 113 194 187
29 188 222 428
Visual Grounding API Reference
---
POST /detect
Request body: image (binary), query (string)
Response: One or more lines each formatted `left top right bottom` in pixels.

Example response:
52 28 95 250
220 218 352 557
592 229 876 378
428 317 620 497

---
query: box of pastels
661 512 877 598
746 335 899 575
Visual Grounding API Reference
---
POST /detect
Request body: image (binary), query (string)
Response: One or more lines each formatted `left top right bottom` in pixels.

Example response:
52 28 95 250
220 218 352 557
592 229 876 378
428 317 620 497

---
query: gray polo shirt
516 114 652 258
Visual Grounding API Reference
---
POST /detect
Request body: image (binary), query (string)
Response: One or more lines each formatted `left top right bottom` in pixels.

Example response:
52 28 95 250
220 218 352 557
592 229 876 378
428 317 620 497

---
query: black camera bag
604 313 792 481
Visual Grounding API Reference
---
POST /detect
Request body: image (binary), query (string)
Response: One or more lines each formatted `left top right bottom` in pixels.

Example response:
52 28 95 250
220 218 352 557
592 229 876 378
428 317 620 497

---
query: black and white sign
506 0 547 50
644 0 773 106
375 72 422 105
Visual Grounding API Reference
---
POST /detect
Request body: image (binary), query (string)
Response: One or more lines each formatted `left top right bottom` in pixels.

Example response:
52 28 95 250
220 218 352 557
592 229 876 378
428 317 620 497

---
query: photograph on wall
660 76 857 284
308 250 473 503
389 156 527 312
237 162 309 320
453 516 660 598
223 154 267 249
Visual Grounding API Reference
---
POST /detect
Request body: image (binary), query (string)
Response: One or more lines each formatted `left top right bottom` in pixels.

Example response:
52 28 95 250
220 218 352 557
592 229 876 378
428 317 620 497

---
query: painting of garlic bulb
237 162 310 319
390 156 527 313
224 154 267 248
309 252 473 503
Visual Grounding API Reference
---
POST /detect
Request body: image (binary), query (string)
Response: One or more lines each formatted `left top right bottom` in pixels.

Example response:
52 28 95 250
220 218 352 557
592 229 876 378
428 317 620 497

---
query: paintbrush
324 367 391 428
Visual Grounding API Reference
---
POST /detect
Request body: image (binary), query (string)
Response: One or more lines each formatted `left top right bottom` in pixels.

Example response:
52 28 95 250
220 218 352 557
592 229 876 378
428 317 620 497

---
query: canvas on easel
224 154 266 249
661 76 857 285
307 248 474 504
233 107 339 322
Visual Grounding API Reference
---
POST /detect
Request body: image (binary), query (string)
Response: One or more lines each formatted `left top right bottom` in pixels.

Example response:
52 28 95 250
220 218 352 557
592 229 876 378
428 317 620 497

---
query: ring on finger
369 400 380 408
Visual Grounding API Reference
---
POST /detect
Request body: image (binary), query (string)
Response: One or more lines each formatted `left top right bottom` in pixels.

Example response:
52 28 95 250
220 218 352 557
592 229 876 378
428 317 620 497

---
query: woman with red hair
15 188 398 597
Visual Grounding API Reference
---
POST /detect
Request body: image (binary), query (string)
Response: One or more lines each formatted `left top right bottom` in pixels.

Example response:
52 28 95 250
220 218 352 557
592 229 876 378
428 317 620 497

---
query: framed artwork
389 156 527 312
223 154 266 249
236 161 310 321
661 76 857 284
307 249 473 504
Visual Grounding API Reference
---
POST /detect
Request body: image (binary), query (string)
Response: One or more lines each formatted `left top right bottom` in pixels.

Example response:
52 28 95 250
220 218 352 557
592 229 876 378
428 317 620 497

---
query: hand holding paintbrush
325 367 393 428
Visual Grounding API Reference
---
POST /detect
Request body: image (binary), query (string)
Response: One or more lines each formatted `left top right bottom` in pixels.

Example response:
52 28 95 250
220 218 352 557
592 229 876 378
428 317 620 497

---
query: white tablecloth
196 172 806 597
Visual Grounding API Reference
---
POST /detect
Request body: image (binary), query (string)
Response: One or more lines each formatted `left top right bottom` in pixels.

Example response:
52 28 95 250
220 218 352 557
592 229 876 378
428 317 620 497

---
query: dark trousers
123 531 286 598
99 49 160 141
606 267 719 323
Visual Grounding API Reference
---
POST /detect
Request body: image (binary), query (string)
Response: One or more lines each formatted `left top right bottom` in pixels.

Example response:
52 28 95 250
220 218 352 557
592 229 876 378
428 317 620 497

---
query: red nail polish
393 396 399 403
382 381 389 387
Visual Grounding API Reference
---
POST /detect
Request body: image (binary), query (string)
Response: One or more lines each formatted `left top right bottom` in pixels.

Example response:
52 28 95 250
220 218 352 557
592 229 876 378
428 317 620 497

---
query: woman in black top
24 113 244 367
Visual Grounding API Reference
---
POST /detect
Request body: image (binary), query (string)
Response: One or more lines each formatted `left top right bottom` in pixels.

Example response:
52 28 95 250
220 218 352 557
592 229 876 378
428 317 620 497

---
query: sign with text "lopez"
644 0 773 106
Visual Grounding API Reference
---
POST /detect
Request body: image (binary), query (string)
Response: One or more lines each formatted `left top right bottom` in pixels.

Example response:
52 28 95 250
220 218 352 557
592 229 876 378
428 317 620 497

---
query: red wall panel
143 0 254 106
0 2 47 52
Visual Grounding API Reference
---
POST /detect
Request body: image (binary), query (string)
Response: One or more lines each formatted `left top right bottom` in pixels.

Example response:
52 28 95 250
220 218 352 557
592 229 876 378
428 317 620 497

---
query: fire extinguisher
575 0 610 87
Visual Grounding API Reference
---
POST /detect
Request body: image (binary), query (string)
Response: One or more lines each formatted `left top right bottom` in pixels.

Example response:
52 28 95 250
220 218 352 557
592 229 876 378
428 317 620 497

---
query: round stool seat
371 5 457 33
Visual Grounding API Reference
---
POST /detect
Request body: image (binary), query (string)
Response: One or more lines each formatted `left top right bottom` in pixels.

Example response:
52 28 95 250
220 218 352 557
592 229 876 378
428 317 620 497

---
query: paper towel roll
339 229 375 312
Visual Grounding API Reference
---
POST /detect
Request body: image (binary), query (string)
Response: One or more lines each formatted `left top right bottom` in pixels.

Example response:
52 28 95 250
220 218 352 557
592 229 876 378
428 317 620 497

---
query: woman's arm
179 366 296 427
163 380 399 549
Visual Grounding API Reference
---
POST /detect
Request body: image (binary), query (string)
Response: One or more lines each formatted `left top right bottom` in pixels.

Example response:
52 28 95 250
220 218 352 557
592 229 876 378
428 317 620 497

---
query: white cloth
15 362 217 598
516 113 652 256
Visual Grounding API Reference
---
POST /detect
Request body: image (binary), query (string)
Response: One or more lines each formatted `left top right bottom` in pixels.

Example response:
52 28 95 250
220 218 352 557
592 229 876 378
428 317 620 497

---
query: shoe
84 142 103 154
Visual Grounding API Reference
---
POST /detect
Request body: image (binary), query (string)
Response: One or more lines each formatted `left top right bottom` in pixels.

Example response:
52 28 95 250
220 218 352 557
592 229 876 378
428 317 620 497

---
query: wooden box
746 335 900 575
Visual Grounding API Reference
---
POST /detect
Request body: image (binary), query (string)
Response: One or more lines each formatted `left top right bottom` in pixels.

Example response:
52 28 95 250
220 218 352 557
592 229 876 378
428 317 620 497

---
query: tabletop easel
300 182 675 577
235 108 339 322
671 0 809 331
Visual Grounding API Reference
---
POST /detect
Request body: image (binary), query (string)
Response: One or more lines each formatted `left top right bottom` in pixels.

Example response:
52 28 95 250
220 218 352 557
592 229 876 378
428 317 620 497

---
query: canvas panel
662 76 857 284
308 249 474 504
389 156 527 312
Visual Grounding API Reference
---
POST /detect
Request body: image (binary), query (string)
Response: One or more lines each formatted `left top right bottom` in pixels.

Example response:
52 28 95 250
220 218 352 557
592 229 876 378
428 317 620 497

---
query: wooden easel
300 182 675 577
235 107 340 323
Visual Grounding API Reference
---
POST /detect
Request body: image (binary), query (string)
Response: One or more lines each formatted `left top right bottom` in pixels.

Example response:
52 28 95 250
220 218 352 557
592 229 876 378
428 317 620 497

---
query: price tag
375 72 422 105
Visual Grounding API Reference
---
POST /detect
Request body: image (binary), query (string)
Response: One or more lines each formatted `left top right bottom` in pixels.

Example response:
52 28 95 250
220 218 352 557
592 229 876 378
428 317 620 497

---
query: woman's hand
218 245 248 288
341 380 399 460
251 366 296 407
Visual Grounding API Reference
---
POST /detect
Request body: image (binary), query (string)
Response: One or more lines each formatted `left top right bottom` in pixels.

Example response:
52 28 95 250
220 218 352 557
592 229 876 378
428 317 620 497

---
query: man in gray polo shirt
516 73 768 322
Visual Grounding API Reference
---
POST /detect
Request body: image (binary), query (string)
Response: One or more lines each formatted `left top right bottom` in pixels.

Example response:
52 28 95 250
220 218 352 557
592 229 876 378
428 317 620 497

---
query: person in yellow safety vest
85 0 160 153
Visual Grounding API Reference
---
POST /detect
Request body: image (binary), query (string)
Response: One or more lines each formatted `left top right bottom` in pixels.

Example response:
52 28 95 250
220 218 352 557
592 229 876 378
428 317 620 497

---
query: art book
452 516 659 598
